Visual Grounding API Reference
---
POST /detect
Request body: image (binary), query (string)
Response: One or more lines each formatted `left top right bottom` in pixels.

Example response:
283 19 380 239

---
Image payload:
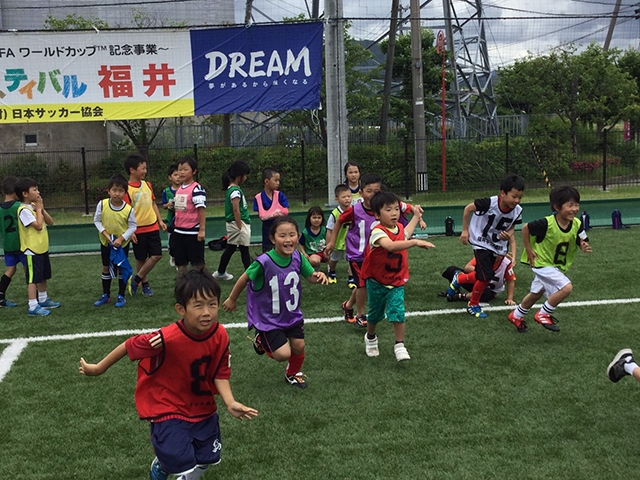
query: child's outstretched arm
223 273 250 312
79 342 127 376
460 202 476 245
404 204 423 238
214 378 258 420
307 271 328 285
377 236 435 252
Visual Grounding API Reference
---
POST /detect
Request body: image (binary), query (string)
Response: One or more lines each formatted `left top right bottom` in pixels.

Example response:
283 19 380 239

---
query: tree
618 49 640 139
496 44 638 154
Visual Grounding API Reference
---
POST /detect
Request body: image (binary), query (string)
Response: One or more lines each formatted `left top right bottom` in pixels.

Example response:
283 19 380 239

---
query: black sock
0 274 11 298
142 281 150 288
395 340 404 344
134 275 142 285
367 333 376 340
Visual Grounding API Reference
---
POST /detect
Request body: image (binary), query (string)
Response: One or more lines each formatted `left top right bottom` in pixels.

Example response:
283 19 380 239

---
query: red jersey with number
361 224 410 287
125 320 231 422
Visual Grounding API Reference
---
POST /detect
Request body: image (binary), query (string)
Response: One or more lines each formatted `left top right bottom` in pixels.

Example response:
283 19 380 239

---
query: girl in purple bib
223 216 327 389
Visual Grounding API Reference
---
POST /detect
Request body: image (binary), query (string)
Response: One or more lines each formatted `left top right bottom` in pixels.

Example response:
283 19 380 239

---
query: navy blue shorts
25 253 51 285
150 414 221 475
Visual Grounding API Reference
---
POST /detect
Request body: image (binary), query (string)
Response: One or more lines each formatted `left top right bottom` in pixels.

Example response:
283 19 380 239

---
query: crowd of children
0 157 602 479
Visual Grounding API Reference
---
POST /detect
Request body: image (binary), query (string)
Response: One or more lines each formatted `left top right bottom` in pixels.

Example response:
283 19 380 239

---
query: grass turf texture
0 227 638 479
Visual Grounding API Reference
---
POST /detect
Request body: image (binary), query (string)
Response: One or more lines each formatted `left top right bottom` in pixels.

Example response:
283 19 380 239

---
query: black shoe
607 348 634 382
285 372 308 389
252 333 266 355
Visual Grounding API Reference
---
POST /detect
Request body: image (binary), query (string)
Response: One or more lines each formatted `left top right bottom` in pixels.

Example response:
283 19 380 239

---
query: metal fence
0 128 637 212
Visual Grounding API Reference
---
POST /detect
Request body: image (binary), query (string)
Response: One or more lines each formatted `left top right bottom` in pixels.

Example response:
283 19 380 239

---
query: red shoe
507 311 529 333
534 310 559 331
341 301 356 323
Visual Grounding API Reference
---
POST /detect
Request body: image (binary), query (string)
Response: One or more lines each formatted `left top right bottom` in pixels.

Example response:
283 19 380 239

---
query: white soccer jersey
468 196 522 255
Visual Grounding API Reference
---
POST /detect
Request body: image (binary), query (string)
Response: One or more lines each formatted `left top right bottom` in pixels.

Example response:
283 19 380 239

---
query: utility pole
410 0 427 191
604 0 622 50
325 0 349 203
244 0 254 24
378 0 401 145
312 0 320 19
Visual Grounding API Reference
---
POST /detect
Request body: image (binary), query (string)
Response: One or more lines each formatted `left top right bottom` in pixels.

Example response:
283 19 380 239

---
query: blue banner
190 22 323 115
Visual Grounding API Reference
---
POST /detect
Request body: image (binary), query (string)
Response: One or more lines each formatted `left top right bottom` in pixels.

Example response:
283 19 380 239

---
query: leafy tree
619 49 640 139
496 44 638 154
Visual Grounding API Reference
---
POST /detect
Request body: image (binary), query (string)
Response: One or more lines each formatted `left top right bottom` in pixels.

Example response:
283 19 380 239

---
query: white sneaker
213 271 234 281
394 343 411 361
364 333 379 357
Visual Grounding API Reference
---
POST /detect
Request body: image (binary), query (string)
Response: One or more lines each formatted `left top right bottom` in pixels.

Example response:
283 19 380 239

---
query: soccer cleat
0 299 17 307
327 272 337 284
447 292 467 302
28 305 51 317
252 333 266 355
115 295 126 308
365 333 379 357
437 291 448 297
38 297 61 309
355 314 368 328
446 270 462 296
150 457 169 480
93 294 110 307
507 311 529 333
533 310 560 332
607 348 634 383
213 271 234 281
394 342 411 361
347 276 356 289
142 285 154 297
285 371 308 389
129 279 140 297
341 301 356 323
466 303 487 318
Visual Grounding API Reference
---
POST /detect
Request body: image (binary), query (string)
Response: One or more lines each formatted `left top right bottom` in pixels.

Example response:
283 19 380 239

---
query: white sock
179 465 208 480
624 362 638 375
28 299 38 310
38 291 47 303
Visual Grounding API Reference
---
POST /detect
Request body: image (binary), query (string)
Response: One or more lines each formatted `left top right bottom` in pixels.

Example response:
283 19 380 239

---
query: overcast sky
234 0 640 67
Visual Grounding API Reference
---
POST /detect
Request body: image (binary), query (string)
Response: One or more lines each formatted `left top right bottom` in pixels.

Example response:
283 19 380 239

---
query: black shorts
170 233 205 267
441 265 497 302
256 322 304 353
349 260 365 288
100 243 130 267
132 230 162 261
25 252 51 284
474 249 497 282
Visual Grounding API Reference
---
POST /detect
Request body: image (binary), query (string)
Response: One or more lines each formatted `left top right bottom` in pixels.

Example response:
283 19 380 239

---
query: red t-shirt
126 320 231 422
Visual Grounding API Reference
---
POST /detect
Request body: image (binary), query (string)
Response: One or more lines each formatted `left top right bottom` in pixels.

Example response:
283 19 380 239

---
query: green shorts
366 278 405 325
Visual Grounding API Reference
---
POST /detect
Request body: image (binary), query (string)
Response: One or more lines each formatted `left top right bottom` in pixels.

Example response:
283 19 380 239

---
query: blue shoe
115 294 126 308
467 303 487 318
93 294 110 307
0 299 17 307
142 285 154 297
28 305 51 316
39 297 61 309
447 270 462 296
150 457 169 480
129 280 139 297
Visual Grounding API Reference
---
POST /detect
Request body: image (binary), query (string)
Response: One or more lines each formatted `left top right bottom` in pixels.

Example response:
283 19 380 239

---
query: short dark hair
1 176 18 196
334 184 350 197
500 174 525 193
167 164 178 176
262 167 278 182
222 160 250 189
360 173 382 189
107 175 128 193
14 177 38 201
549 185 580 212
370 191 399 214
175 268 221 307
177 156 198 172
305 206 325 228
124 154 146 175
269 215 299 238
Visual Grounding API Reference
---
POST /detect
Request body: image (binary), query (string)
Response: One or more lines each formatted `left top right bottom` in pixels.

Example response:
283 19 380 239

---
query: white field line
0 339 28 383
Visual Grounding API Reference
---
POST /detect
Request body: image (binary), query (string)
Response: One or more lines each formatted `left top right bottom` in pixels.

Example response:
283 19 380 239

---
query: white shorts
330 249 345 262
530 266 571 298
226 221 251 247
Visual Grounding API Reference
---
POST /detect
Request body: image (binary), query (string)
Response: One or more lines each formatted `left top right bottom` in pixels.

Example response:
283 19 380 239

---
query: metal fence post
505 132 510 174
193 143 198 162
81 147 89 215
404 136 410 199
301 139 307 204
602 129 607 192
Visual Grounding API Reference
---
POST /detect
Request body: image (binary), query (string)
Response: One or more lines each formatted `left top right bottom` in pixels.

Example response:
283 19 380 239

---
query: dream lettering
204 47 311 80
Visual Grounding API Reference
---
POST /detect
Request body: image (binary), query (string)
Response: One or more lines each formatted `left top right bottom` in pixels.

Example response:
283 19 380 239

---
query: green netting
2 199 637 254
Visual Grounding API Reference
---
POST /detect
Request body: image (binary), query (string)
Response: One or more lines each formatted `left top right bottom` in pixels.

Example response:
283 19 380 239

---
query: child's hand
325 242 334 256
580 241 592 253
79 358 102 376
112 237 123 248
498 230 512 241
411 204 423 216
415 240 435 250
223 298 237 312
227 401 258 420
504 299 516 306
34 195 44 210
460 230 469 245
311 271 328 285
526 250 538 267
131 233 138 244
159 220 167 232
418 218 427 230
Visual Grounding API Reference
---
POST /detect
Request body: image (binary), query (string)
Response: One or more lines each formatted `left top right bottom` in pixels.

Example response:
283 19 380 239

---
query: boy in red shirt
79 269 257 480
